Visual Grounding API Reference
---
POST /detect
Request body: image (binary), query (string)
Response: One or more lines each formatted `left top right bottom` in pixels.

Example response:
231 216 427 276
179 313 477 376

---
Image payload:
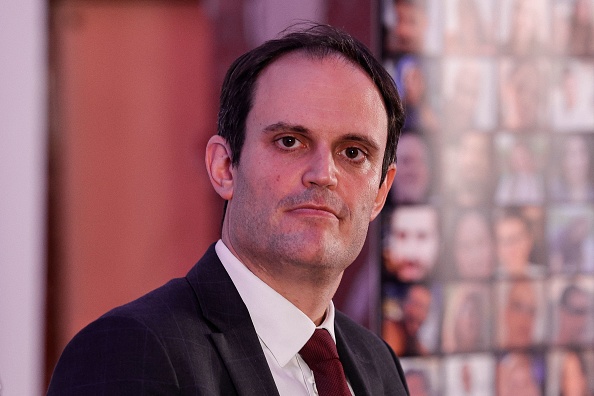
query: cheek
420 238 438 263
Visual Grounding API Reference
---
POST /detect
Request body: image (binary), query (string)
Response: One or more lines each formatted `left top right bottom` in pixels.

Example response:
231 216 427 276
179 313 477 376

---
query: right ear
205 135 234 200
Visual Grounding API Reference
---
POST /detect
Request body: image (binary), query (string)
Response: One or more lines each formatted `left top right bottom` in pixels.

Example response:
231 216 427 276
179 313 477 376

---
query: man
383 205 440 282
48 24 409 395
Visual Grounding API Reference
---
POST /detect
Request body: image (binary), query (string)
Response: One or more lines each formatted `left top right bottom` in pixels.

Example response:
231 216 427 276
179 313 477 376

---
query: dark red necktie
299 329 351 396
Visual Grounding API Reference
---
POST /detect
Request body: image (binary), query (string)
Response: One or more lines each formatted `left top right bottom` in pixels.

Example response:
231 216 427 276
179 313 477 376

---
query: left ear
370 164 396 221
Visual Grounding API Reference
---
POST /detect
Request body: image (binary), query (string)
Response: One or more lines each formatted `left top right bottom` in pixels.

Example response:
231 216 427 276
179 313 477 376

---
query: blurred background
2 0 594 395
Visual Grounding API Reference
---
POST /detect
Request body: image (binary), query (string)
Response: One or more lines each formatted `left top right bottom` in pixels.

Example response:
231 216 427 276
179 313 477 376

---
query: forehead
247 52 388 139
392 207 437 229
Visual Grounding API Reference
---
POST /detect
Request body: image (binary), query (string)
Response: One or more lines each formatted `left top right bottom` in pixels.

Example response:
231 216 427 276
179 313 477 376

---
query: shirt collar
215 240 337 367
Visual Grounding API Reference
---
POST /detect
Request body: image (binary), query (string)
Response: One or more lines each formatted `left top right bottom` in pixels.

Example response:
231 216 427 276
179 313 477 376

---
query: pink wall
51 1 221 358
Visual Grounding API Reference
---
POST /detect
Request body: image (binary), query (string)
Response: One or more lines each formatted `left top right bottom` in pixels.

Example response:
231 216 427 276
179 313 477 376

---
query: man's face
386 206 439 282
223 53 393 281
496 217 533 275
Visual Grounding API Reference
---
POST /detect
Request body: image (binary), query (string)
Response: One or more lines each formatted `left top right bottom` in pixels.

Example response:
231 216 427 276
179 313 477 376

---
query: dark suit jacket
48 244 409 395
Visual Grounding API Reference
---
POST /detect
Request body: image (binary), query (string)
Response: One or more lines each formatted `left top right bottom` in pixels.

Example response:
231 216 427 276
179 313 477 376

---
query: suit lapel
335 321 372 396
186 245 280 396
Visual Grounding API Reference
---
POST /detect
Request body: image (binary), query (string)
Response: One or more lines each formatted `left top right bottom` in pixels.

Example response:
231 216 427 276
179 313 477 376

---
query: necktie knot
299 329 351 396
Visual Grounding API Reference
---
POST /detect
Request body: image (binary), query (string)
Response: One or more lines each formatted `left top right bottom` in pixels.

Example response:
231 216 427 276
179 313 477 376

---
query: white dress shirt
215 240 354 396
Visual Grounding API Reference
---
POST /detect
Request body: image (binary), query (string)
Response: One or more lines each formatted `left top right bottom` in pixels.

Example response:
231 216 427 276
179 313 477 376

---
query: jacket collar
186 244 281 396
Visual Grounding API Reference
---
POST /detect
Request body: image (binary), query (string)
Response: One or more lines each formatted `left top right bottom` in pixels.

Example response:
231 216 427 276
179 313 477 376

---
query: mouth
290 204 340 219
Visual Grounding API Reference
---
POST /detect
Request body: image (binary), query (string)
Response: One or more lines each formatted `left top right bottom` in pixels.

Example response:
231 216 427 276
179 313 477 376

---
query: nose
302 146 338 189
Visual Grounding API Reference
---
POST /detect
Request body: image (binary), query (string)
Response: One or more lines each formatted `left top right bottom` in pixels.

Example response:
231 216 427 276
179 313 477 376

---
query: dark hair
217 23 404 185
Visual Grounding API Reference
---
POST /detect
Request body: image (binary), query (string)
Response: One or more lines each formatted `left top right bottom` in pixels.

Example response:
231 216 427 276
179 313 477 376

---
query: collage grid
378 0 594 394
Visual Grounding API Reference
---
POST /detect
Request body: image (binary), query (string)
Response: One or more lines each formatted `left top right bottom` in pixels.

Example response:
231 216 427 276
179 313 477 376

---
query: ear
205 135 234 200
370 164 396 222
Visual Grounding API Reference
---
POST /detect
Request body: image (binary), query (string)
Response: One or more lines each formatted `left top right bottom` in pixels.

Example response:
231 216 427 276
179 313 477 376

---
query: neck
221 233 343 325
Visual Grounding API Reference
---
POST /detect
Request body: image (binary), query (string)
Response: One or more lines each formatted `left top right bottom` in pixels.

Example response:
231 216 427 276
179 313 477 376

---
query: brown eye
281 136 297 147
342 146 367 162
345 147 360 158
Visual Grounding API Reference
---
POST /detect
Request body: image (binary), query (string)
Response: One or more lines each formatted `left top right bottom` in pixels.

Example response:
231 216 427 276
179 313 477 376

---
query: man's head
206 24 403 289
384 205 440 282
217 24 403 186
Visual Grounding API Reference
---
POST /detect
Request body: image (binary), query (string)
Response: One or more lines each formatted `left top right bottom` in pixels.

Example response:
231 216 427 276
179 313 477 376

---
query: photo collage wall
378 0 594 394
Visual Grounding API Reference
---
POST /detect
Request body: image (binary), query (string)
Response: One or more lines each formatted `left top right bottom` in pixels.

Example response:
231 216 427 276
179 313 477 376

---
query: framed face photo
389 131 437 205
551 0 594 55
441 282 492 353
550 59 594 132
496 352 545 396
382 205 441 282
549 134 594 203
546 348 594 395
498 58 550 131
493 206 547 279
381 0 443 56
443 0 496 55
494 134 547 206
444 208 496 280
381 283 442 357
498 0 551 55
548 276 594 346
548 205 594 274
442 132 493 207
385 56 441 131
496 279 546 349
400 357 441 396
442 353 496 396
442 57 496 132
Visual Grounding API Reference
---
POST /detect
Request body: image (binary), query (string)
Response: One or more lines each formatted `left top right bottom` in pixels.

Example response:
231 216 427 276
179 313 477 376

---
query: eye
275 135 304 150
341 146 367 162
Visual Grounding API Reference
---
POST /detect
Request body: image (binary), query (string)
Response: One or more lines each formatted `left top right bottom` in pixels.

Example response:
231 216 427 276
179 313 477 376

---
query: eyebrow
262 122 382 153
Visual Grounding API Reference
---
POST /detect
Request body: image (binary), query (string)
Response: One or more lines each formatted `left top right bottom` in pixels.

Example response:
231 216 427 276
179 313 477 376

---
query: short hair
217 23 404 185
